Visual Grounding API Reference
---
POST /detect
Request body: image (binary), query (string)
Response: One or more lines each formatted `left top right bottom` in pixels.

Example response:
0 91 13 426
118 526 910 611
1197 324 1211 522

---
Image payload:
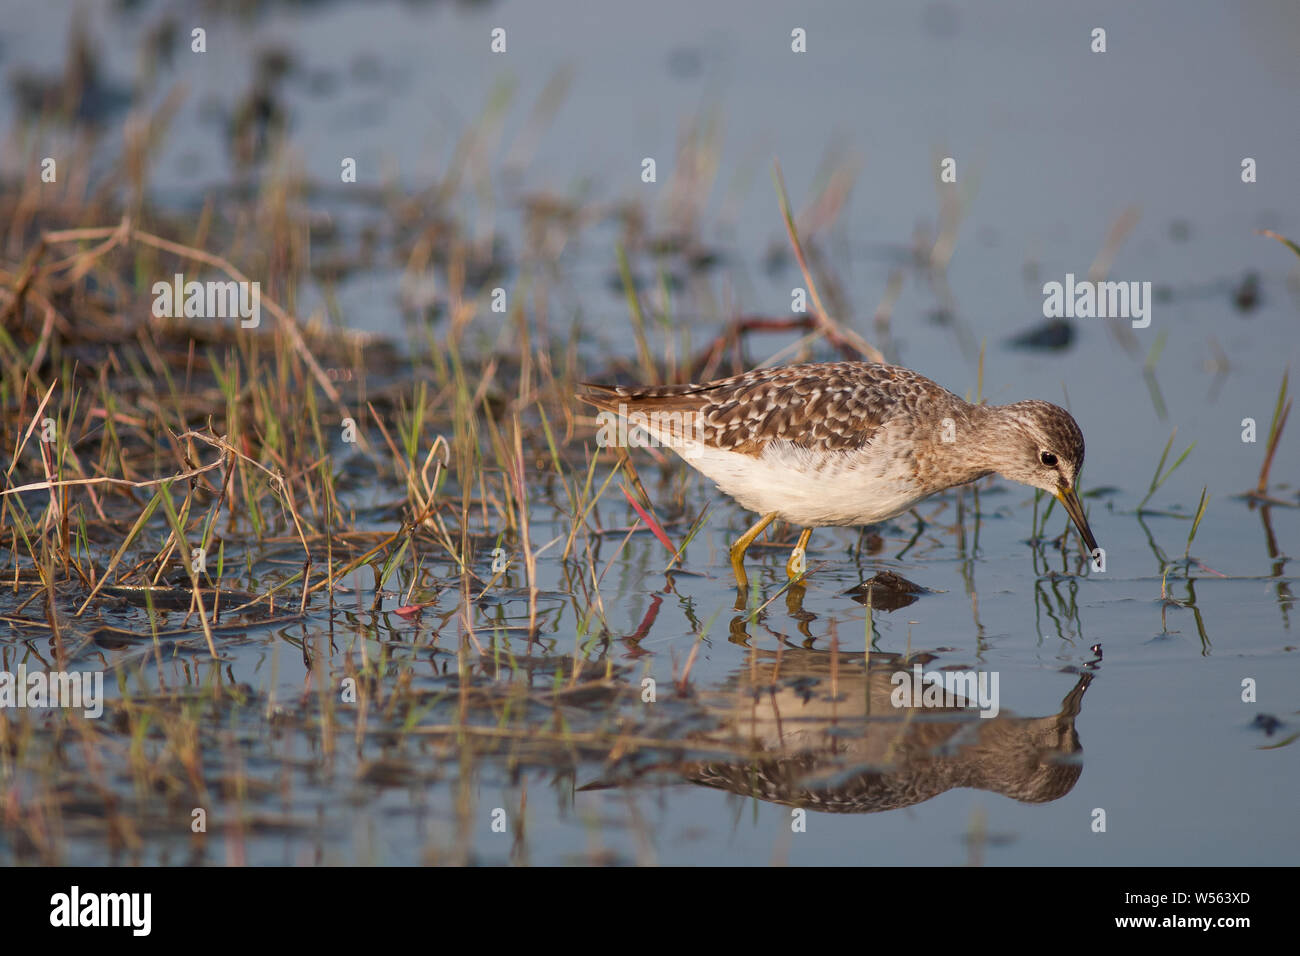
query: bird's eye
1040 451 1058 467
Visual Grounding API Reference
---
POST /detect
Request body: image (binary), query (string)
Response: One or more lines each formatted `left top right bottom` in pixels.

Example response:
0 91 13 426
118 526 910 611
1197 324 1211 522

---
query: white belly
671 434 927 527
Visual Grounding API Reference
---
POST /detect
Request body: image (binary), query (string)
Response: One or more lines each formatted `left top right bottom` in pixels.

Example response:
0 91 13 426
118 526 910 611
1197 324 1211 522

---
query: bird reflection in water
592 643 1094 814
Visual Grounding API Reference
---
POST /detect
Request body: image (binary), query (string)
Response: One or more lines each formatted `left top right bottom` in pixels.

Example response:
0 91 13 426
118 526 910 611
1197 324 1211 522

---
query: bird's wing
578 362 933 456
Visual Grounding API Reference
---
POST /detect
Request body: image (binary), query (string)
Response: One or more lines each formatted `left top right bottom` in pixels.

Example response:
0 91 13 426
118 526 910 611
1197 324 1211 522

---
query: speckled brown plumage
580 361 952 457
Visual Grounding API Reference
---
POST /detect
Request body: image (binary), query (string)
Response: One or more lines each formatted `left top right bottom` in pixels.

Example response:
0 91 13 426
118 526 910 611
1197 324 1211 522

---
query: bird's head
988 400 1098 554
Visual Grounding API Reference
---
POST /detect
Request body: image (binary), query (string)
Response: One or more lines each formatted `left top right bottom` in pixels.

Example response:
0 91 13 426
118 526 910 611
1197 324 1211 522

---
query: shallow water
1 0 1297 865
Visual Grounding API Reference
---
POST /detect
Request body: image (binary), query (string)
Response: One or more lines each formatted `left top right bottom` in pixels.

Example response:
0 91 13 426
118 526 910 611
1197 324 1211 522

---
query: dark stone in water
1007 318 1075 351
1250 713 1283 736
1233 271 1260 313
91 628 136 651
845 571 930 612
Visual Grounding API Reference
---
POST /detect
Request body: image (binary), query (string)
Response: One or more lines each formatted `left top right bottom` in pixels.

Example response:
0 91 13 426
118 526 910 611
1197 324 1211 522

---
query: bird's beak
1055 486 1099 554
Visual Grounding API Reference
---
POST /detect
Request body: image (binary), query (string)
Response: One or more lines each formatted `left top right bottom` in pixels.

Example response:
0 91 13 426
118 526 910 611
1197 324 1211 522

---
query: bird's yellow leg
786 528 813 580
730 512 778 588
